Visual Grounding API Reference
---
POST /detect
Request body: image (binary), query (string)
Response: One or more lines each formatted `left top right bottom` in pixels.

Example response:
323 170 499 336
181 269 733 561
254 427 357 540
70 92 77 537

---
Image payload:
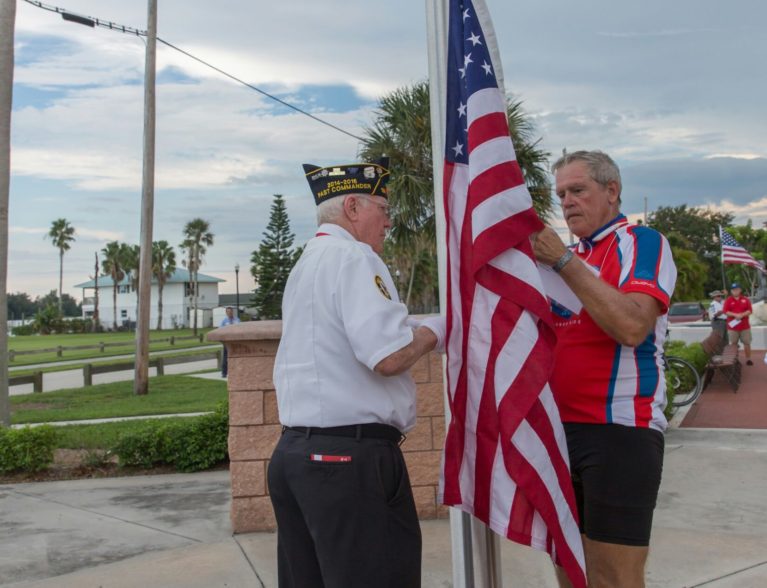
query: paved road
8 344 220 371
9 356 220 396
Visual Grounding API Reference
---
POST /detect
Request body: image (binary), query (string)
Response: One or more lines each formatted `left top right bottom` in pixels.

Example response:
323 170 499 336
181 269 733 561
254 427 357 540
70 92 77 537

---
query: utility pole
644 196 648 225
0 0 17 427
134 0 158 395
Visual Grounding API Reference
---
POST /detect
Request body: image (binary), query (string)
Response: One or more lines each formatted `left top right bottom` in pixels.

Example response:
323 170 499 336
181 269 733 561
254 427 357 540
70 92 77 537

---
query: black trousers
267 428 422 588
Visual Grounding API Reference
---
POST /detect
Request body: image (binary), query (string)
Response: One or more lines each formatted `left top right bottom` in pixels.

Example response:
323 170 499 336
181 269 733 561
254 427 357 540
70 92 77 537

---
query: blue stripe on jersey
636 332 659 398
631 226 661 280
605 344 623 423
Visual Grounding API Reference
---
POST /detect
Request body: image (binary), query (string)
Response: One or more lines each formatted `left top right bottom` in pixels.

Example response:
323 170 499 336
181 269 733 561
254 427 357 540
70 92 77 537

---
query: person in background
708 290 727 338
219 306 240 377
532 150 677 588
723 282 754 366
268 158 444 588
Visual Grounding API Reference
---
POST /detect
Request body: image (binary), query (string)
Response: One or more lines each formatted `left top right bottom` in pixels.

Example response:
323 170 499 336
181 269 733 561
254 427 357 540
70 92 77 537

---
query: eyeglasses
358 196 391 218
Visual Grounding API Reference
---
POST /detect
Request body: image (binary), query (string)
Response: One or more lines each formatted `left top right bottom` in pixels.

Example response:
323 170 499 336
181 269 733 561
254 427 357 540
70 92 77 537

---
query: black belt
285 423 404 445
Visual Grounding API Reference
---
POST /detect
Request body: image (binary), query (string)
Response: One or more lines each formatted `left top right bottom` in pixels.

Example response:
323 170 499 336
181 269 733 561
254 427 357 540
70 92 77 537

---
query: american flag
437 1 586 586
720 227 766 273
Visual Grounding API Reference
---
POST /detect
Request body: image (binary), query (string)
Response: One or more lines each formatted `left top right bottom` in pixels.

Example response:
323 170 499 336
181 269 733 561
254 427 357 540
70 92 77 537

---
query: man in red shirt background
723 282 754 366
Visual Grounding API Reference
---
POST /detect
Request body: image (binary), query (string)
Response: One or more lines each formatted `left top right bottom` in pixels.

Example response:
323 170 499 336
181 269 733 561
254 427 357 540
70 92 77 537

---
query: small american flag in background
720 226 766 273
438 0 585 586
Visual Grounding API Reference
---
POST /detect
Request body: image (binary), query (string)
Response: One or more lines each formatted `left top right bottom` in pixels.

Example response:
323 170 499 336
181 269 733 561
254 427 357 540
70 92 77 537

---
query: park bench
701 330 741 393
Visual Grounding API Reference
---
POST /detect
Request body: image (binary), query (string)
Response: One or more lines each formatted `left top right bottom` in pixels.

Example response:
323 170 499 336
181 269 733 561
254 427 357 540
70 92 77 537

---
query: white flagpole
425 1 501 586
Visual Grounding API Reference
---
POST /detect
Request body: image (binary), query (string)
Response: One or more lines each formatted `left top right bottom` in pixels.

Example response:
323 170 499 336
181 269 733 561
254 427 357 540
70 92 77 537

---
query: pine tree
250 194 299 319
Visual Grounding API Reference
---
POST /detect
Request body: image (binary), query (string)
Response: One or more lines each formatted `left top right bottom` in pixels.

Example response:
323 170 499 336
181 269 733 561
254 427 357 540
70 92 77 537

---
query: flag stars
467 32 482 46
462 8 471 21
481 60 492 75
457 102 467 117
452 141 464 157
458 65 466 79
464 53 473 68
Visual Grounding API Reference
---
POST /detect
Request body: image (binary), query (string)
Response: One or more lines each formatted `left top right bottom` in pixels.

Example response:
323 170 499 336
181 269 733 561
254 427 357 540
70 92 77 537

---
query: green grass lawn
11 375 227 424
8 328 214 366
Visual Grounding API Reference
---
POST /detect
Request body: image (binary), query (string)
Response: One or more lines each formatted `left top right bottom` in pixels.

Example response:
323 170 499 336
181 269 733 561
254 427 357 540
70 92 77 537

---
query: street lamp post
234 263 240 319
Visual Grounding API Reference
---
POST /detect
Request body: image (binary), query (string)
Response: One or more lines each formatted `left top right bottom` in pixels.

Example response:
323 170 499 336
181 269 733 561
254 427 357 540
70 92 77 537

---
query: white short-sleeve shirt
273 223 417 432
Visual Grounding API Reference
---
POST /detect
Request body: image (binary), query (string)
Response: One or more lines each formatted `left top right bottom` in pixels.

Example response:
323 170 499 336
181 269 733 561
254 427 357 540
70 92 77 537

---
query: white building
74 268 225 330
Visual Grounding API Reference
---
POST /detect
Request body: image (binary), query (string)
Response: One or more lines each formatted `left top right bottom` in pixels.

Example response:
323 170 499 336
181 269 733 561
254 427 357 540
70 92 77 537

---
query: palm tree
180 219 214 334
46 218 76 316
101 241 129 330
359 81 552 309
152 240 176 330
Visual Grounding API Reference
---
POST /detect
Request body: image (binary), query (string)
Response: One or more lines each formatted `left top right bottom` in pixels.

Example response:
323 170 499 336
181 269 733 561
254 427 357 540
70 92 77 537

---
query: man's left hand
532 227 569 266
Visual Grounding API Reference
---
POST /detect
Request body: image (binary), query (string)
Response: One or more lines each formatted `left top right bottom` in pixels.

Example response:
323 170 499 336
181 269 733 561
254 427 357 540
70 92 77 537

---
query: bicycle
665 355 702 408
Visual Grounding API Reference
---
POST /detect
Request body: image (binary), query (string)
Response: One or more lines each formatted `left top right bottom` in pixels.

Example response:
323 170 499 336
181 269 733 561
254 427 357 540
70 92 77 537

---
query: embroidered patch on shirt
375 275 391 300
310 454 352 463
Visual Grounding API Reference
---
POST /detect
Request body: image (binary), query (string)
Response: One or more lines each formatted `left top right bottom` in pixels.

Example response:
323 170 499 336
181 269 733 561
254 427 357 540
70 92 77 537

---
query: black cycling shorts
564 422 664 547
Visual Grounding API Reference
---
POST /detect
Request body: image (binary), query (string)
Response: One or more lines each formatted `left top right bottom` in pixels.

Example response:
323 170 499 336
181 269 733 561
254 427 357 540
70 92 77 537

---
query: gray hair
316 196 346 225
552 150 622 200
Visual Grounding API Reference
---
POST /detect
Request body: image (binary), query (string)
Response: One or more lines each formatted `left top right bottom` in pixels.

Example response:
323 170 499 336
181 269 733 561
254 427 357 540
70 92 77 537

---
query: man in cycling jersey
533 150 677 588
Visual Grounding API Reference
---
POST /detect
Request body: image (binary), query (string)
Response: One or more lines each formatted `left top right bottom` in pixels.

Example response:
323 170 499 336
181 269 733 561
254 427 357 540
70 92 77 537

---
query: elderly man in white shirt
268 158 444 588
708 290 727 337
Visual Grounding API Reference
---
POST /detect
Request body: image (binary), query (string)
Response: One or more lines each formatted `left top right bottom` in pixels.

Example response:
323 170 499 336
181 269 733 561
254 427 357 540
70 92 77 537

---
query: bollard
216 349 222 369
83 364 92 387
100 342 105 353
33 371 43 393
9 350 15 362
170 336 175 346
57 346 63 358
156 357 165 376
199 333 204 343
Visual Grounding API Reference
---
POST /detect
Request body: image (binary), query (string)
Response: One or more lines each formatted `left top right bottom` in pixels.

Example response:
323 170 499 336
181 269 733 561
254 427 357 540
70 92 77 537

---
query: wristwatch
552 249 574 273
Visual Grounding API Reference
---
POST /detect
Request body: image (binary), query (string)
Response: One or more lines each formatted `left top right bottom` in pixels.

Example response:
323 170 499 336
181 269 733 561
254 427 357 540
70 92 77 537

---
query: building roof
74 268 225 289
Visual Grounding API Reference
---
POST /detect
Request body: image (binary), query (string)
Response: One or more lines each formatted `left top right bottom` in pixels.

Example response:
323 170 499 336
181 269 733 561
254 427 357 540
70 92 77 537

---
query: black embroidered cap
302 158 390 205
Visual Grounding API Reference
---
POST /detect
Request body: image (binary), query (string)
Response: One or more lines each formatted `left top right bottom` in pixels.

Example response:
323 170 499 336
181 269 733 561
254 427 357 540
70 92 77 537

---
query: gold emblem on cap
375 275 391 300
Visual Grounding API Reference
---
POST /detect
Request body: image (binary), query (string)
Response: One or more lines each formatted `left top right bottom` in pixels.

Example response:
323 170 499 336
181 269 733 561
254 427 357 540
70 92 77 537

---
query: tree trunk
58 249 64 316
192 268 199 335
157 280 164 330
113 279 118 330
93 253 100 332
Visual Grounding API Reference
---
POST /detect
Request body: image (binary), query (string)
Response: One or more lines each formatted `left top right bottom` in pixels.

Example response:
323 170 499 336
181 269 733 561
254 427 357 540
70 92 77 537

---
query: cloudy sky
8 0 767 300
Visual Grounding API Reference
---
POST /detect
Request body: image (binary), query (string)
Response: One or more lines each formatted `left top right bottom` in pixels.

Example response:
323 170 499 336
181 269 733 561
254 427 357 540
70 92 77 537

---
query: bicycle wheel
666 356 702 408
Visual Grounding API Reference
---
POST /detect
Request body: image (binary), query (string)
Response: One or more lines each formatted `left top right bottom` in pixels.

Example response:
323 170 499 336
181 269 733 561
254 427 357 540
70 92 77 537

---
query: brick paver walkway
681 350 766 428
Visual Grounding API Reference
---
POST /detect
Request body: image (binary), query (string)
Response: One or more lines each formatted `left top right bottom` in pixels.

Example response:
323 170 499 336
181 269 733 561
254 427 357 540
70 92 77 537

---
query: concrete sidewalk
2 427 766 587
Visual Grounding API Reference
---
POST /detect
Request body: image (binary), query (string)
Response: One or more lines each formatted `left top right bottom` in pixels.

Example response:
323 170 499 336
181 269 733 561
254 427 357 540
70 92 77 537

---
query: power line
156 38 364 142
20 0 365 142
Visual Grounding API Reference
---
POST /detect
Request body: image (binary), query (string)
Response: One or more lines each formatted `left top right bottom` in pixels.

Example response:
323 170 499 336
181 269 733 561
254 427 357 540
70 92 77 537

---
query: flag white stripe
468 136 515 181
471 185 532 241
467 86 509 127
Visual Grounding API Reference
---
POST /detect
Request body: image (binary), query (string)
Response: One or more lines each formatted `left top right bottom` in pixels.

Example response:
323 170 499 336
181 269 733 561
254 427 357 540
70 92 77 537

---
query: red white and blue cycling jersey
549 214 677 432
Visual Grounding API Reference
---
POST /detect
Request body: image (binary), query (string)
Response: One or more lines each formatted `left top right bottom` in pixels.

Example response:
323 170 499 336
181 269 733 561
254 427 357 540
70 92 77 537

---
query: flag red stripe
468 111 513 153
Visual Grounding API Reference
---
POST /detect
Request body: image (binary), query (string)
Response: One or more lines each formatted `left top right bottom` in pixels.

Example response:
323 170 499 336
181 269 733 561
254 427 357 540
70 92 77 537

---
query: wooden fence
8 350 222 393
8 334 206 362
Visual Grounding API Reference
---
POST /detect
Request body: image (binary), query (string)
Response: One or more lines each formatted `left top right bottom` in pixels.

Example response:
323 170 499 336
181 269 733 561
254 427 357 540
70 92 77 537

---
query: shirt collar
577 214 628 253
316 223 356 241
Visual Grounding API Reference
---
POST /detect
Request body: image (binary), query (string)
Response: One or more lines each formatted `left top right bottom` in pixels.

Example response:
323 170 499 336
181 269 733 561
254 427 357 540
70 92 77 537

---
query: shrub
111 422 173 468
166 403 229 472
111 402 229 472
663 341 706 417
11 323 36 336
0 426 58 473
